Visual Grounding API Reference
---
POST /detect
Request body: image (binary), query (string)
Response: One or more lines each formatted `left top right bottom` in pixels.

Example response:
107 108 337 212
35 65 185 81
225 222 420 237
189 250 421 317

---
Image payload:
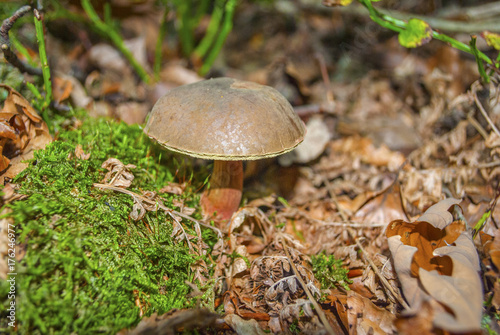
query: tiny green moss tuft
311 252 352 291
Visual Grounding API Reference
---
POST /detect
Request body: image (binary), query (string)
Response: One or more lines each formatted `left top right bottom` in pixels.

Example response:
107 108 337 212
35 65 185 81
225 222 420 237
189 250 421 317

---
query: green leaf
482 31 500 50
322 0 353 7
398 18 432 48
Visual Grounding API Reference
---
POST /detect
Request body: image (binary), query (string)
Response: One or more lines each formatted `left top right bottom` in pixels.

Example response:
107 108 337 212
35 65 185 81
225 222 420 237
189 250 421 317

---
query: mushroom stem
201 160 243 221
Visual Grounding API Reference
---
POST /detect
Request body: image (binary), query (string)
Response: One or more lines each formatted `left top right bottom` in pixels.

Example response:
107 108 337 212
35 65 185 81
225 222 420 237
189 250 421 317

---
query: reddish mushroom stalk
200 160 243 221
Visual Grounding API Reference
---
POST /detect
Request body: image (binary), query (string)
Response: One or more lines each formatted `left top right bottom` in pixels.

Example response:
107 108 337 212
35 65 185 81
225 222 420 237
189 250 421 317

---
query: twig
278 234 337 335
467 113 489 140
315 52 334 105
0 6 42 76
475 160 500 169
282 208 388 227
437 1 500 21
345 228 410 310
93 183 222 238
167 209 195 252
472 81 500 138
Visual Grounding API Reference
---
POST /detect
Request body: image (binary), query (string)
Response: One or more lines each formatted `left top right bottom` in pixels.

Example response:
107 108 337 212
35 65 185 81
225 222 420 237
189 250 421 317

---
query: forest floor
1 1 500 334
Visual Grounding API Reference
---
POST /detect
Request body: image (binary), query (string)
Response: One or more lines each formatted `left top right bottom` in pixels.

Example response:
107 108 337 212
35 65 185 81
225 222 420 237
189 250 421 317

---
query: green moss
0 117 216 334
311 253 351 291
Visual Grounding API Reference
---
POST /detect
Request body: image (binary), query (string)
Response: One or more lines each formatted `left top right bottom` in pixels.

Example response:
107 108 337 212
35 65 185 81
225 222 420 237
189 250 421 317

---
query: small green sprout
311 252 352 291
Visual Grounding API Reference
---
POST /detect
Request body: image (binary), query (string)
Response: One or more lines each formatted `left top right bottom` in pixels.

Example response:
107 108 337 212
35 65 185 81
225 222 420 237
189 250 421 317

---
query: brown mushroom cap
144 77 305 160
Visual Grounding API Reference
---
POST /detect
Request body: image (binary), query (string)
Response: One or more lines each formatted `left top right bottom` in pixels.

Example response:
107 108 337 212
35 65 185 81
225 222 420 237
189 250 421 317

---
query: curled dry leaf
483 229 500 269
101 157 136 188
52 77 73 104
159 182 187 195
0 84 52 182
386 198 482 333
329 136 405 171
130 191 160 221
74 145 91 160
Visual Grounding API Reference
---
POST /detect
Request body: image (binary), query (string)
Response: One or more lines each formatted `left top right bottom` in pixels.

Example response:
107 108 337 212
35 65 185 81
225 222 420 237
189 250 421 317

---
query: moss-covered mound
0 118 216 334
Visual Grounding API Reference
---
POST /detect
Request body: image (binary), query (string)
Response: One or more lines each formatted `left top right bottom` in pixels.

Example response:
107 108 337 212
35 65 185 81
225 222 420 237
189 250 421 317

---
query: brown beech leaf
0 85 52 182
53 77 73 104
387 198 482 333
346 291 396 335
74 145 91 160
394 300 435 335
0 84 42 122
159 182 187 195
101 158 136 188
483 229 500 269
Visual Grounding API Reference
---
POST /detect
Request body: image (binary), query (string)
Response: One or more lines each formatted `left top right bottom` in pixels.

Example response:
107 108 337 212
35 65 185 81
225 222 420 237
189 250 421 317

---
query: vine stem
358 0 493 65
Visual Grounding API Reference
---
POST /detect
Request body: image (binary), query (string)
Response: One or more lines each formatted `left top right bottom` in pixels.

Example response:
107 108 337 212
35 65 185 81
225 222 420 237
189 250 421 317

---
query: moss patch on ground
0 117 216 334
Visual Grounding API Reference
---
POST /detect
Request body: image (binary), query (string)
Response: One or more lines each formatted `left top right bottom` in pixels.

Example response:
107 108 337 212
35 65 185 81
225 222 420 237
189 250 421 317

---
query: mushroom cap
144 77 305 160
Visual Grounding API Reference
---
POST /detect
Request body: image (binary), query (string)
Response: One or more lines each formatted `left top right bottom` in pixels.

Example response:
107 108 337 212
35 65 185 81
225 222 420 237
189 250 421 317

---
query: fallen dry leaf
346 290 396 335
394 300 435 335
74 145 91 160
159 182 187 195
101 158 136 188
329 136 405 171
0 84 52 183
483 229 500 269
387 198 482 333
52 77 73 104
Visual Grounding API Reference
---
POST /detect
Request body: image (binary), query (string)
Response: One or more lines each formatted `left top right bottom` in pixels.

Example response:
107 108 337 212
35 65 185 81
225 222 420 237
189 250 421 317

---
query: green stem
25 81 43 101
193 0 224 60
33 8 52 129
358 0 493 65
10 34 35 67
433 31 492 64
173 0 194 56
81 0 151 84
199 0 237 75
104 2 112 26
359 0 403 33
470 36 490 83
154 7 169 81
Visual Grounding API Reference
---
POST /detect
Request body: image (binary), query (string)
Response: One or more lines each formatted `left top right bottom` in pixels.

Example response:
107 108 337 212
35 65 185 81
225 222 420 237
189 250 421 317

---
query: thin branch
93 183 222 238
472 81 500 138
346 228 411 310
0 6 42 76
467 113 489 140
278 234 337 335
282 208 389 227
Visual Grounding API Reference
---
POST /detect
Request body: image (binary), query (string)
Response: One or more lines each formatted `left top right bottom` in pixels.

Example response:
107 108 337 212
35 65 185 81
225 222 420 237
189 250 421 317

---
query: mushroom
144 77 305 221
